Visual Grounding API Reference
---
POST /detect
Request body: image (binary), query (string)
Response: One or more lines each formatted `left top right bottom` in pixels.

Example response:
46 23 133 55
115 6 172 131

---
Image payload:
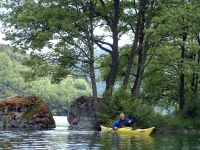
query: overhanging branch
95 42 112 54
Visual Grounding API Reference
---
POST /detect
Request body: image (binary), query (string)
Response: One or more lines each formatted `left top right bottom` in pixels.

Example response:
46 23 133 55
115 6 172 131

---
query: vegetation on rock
0 95 55 129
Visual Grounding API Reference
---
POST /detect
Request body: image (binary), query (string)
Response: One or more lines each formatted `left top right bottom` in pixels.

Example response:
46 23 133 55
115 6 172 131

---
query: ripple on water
1 117 199 150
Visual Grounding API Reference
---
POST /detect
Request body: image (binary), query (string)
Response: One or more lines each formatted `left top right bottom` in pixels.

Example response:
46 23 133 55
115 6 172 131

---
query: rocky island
0 95 55 129
67 96 100 130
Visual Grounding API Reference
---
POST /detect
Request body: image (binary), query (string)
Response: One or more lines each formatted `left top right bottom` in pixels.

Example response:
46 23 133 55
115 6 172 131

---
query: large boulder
67 96 99 130
0 95 55 129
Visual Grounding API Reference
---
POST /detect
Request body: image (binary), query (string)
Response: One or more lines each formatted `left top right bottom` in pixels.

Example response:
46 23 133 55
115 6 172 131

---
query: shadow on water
0 116 200 149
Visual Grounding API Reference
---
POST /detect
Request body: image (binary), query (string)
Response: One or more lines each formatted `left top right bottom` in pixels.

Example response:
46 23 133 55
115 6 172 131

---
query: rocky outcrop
0 95 55 129
67 96 100 130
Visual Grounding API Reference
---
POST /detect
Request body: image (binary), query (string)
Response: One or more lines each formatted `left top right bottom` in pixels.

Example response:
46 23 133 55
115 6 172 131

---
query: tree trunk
179 32 187 110
88 1 98 114
180 73 185 110
191 52 198 93
105 0 120 93
191 73 198 93
131 1 146 100
105 31 119 91
196 49 200 94
126 0 155 99
131 66 144 100
195 34 200 94
122 1 143 86
90 62 98 112
131 42 147 100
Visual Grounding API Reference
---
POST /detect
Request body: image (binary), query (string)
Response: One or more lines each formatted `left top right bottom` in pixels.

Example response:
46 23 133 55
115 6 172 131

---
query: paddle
134 111 151 122
130 111 151 130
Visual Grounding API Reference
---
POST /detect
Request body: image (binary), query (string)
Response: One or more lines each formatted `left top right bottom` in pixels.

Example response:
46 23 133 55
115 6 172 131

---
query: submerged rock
0 95 55 129
67 96 100 130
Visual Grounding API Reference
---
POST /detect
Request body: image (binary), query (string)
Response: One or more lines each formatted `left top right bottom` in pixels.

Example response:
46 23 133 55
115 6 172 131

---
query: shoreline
154 127 200 135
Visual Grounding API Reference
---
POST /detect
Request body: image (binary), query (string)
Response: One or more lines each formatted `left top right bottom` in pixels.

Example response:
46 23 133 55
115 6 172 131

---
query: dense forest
0 44 92 115
1 0 200 130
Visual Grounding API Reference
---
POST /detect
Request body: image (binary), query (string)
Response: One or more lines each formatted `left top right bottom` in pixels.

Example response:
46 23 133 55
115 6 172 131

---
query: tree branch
94 39 113 48
95 42 112 54
133 0 138 14
118 23 129 37
144 48 156 69
59 33 90 60
99 0 105 6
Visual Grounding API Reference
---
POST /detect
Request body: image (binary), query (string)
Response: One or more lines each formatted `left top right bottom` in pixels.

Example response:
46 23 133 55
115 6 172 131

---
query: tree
0 45 26 97
0 44 92 115
94 0 121 93
0 0 99 112
142 0 200 110
97 0 160 100
129 0 158 99
2 0 200 114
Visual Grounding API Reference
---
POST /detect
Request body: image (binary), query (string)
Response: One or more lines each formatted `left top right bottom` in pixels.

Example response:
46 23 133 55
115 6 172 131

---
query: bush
181 95 200 119
99 87 200 131
99 87 155 127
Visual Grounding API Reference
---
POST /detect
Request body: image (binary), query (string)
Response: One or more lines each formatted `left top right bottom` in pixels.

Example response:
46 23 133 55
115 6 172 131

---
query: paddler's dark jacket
112 118 134 129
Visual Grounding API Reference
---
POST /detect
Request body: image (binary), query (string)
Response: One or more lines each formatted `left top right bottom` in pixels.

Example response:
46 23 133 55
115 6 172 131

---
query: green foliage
22 53 53 82
0 44 92 116
2 0 200 131
151 115 200 131
23 76 92 116
99 84 200 131
181 94 200 119
0 45 27 97
74 79 88 90
96 54 111 82
99 87 154 127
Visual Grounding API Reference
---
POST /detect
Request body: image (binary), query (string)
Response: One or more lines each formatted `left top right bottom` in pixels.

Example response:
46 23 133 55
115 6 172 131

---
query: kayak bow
100 125 155 135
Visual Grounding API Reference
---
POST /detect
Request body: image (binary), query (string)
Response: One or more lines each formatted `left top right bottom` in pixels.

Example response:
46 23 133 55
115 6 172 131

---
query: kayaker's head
120 112 125 120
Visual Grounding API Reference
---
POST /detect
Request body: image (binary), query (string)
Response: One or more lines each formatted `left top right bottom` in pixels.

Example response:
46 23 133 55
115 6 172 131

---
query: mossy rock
0 95 55 129
24 101 52 120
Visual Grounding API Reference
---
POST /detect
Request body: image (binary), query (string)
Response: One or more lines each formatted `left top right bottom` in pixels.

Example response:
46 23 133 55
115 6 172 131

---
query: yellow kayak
100 125 155 135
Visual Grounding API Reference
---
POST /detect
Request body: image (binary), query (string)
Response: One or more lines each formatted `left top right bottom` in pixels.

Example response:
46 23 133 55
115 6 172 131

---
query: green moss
24 104 42 120
23 101 52 120
0 101 5 110
3 97 34 106
1 96 52 121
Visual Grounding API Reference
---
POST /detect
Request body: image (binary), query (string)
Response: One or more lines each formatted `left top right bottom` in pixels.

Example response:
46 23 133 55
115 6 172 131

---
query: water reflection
67 131 100 150
0 116 69 150
0 129 53 149
0 116 200 149
100 132 154 150
153 134 200 150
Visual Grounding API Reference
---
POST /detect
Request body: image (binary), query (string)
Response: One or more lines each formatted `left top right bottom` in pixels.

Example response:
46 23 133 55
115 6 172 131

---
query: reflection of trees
153 134 200 149
0 129 56 149
67 131 101 149
1 128 200 149
100 133 155 150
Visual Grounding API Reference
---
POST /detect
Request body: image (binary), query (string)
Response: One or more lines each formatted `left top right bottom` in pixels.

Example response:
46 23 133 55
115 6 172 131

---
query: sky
0 30 132 52
0 32 9 44
0 5 133 49
0 20 133 50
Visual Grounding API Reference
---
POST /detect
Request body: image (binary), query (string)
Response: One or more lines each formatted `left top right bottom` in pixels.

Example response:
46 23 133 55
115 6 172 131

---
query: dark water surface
0 116 200 150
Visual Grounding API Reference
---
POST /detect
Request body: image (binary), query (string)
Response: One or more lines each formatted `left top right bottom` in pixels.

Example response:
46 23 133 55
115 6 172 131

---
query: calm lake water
0 116 200 150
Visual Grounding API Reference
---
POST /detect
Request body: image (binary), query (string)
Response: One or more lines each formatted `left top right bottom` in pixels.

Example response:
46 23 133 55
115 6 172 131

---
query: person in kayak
112 112 135 130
